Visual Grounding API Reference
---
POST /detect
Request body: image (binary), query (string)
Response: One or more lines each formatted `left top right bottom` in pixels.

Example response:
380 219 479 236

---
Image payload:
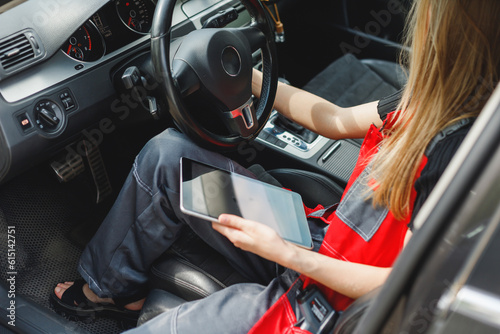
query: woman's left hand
213 214 294 263
214 214 395 299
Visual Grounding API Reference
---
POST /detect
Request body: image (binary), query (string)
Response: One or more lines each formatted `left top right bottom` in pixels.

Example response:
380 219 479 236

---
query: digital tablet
180 157 313 249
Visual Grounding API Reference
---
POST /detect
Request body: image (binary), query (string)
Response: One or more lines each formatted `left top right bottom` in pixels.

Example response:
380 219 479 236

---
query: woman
52 0 500 332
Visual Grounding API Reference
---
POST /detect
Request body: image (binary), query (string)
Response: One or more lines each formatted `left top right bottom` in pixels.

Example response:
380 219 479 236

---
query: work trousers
78 128 327 333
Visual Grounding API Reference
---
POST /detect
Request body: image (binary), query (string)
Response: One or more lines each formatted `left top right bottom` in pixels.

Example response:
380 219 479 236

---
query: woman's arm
252 69 382 139
213 214 412 299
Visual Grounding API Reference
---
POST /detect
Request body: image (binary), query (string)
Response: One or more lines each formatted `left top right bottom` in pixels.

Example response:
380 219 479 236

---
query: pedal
83 140 113 203
50 154 85 182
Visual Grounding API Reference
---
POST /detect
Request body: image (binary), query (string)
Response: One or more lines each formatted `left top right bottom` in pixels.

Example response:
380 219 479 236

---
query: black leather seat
138 168 344 325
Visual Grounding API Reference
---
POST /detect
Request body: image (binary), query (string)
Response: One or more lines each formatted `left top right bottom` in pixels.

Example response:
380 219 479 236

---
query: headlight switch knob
34 100 64 132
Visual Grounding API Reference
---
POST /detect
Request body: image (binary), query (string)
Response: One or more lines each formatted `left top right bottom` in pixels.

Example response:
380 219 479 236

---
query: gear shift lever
275 114 305 133
274 113 318 144
270 77 318 143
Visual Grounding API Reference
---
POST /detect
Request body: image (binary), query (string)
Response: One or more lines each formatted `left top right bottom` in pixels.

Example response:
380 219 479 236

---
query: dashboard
61 1 157 63
0 0 250 184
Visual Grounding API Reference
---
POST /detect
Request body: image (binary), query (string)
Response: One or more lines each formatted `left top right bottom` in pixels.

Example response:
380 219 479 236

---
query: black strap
425 118 474 156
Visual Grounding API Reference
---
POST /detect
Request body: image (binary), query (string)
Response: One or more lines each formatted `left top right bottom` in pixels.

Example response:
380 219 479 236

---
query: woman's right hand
251 69 381 140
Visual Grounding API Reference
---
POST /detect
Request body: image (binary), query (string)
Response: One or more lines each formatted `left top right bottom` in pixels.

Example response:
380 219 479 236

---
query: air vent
0 33 35 71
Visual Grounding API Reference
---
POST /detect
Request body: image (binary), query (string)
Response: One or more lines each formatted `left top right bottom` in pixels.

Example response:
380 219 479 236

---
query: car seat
137 54 404 330
137 168 345 325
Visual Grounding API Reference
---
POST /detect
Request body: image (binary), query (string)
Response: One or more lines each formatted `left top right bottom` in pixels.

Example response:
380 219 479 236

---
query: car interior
9 0 489 333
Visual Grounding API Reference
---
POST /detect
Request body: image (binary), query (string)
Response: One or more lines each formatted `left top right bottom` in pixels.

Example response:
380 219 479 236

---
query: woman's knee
130 129 193 189
139 128 196 167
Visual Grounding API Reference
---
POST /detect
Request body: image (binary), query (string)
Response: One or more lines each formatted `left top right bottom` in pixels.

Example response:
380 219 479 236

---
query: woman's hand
212 214 294 264
252 69 381 140
214 214 398 299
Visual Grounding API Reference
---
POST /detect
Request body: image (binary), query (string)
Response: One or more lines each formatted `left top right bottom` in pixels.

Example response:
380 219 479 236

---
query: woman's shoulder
410 121 474 229
425 120 474 166
377 89 403 121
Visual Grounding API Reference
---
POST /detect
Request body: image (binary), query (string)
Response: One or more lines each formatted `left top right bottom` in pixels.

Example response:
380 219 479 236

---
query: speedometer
61 21 105 62
116 0 156 34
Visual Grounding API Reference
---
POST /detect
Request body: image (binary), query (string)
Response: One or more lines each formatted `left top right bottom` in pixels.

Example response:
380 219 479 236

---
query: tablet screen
180 157 313 249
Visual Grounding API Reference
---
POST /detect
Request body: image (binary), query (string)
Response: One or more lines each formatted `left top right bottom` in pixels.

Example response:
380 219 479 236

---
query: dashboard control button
34 100 64 132
258 131 269 141
59 91 76 111
17 113 33 132
276 140 287 148
266 135 279 145
203 8 239 28
122 66 142 89
39 108 60 127
61 97 75 110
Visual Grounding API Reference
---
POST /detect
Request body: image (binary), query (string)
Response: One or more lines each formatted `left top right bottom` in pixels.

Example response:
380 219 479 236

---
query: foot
54 282 145 311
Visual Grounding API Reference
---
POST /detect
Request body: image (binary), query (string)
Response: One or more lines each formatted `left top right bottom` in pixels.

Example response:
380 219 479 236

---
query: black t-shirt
377 91 473 230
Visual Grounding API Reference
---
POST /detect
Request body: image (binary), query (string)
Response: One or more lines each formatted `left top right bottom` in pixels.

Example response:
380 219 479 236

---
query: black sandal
50 279 141 325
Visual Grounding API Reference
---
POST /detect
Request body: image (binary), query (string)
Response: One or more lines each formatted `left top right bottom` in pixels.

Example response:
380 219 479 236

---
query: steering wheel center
221 46 241 77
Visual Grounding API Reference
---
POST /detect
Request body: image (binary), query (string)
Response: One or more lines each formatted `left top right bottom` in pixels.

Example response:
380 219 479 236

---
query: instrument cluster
61 0 156 62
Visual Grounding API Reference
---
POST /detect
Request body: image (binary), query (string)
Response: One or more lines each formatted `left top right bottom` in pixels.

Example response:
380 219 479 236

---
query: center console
256 111 361 185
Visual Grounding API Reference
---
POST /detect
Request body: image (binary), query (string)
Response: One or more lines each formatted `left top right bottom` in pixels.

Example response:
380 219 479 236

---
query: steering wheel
150 0 278 149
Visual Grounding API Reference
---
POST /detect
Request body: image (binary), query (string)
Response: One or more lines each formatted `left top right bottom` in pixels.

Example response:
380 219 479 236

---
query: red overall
249 113 427 334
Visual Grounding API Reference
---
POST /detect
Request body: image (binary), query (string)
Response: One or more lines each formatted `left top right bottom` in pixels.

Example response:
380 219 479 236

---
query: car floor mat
0 168 127 334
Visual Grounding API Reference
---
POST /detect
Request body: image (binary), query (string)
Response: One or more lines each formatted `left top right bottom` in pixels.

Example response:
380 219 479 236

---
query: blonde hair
370 0 500 220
